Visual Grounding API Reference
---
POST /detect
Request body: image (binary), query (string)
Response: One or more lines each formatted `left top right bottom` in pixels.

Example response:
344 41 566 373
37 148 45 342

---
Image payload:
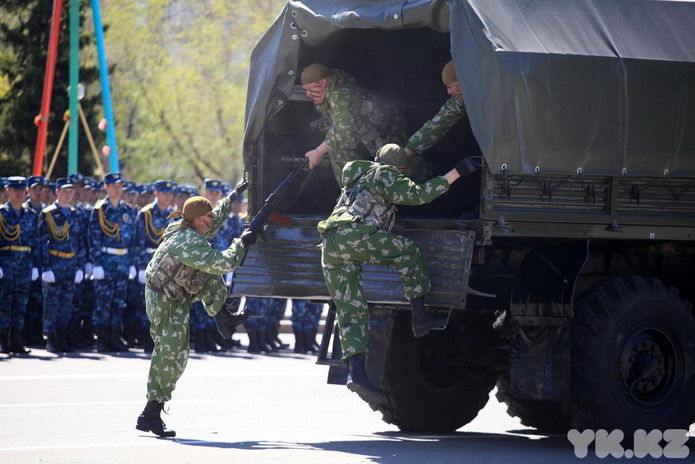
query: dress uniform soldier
300 63 410 186
22 175 47 346
136 182 252 438
72 175 97 348
131 179 177 352
318 144 477 407
88 172 138 352
0 177 40 354
190 178 225 352
39 178 85 353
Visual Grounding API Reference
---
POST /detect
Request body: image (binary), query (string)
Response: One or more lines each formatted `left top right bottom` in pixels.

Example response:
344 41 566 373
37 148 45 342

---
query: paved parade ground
2 335 694 464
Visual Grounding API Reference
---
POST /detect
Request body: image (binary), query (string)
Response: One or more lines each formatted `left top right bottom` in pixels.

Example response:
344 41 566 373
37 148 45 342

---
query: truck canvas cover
245 0 695 177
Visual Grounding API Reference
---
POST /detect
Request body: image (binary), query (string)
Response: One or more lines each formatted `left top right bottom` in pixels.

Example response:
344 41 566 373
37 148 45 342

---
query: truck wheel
380 311 495 433
570 275 695 432
495 375 572 432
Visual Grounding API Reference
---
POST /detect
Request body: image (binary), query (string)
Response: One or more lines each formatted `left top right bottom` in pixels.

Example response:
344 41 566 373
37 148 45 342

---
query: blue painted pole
91 0 119 173
68 0 79 175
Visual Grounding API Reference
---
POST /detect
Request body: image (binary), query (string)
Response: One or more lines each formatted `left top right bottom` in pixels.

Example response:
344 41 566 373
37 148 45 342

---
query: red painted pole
33 0 64 176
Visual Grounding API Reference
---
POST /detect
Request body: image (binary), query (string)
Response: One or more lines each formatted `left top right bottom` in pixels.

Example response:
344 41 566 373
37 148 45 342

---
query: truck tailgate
230 221 475 308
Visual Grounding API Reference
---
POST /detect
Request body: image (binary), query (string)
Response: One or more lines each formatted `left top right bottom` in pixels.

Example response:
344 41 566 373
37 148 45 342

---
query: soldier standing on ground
22 175 46 347
0 177 40 355
88 173 138 353
318 144 477 408
136 181 254 438
301 63 409 186
38 178 85 353
131 179 177 352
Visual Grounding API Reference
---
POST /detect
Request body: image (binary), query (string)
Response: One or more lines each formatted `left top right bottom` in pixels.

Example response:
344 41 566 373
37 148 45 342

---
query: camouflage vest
148 252 208 301
333 184 396 232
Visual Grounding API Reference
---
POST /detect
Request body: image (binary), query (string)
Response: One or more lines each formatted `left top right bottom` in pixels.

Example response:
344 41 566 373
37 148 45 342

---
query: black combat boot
109 327 129 352
205 327 220 352
67 319 87 349
246 331 261 354
95 328 110 352
410 297 450 338
293 327 306 354
304 329 318 354
46 332 60 353
57 327 75 353
135 400 176 438
0 328 10 354
346 354 386 409
194 329 208 353
9 328 30 354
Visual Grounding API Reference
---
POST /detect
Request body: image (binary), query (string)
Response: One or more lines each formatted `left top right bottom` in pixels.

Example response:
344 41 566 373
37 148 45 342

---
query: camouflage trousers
321 222 430 362
0 258 32 330
290 299 323 332
145 274 227 403
42 266 77 333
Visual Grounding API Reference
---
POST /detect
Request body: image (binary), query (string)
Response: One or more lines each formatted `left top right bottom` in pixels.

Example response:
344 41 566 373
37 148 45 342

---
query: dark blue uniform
39 199 85 351
88 192 137 351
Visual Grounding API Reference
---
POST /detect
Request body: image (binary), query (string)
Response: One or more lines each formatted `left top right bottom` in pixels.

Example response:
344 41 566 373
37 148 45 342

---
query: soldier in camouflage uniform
88 172 138 352
318 144 477 408
136 182 254 438
131 180 177 352
405 60 468 156
300 63 409 186
22 175 47 347
0 177 39 354
38 178 85 353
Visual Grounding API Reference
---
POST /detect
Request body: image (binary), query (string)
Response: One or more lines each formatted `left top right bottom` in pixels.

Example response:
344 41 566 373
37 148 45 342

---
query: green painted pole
68 0 79 175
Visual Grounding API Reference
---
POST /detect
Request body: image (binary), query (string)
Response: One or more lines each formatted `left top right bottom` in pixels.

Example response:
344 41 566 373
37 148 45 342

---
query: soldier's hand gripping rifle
239 158 310 248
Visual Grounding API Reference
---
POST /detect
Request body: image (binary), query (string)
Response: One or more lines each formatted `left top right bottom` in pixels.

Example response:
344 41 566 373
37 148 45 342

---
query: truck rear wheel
495 375 572 432
380 311 495 433
570 275 695 432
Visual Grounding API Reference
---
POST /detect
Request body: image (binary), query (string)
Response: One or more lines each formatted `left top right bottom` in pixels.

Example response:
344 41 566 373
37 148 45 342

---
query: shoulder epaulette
94 199 106 210
141 203 155 213
42 204 58 214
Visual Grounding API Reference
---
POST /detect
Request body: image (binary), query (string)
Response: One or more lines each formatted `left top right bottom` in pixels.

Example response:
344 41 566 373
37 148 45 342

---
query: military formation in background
0 173 324 357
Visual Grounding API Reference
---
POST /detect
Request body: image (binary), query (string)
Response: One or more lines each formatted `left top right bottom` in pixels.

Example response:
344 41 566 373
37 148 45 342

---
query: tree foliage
0 0 101 178
100 0 286 185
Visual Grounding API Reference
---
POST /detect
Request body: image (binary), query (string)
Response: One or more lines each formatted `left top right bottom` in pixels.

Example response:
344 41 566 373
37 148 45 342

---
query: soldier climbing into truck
233 0 695 434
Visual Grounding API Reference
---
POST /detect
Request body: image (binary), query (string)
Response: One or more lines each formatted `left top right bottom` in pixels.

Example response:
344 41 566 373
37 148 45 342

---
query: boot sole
347 381 387 411
136 420 176 437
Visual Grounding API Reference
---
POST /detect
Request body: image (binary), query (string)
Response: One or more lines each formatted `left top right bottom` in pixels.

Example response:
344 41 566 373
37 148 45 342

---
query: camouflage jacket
318 160 450 234
145 195 246 280
315 70 406 182
406 96 467 155
133 200 175 269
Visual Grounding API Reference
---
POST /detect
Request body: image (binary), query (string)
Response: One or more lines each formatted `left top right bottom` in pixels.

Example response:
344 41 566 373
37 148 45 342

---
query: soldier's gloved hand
42 270 56 283
138 270 146 284
84 263 94 279
74 269 84 284
455 157 478 177
91 266 105 280
128 266 136 280
240 229 258 248
0 266 3 279
233 178 248 196
31 267 39 281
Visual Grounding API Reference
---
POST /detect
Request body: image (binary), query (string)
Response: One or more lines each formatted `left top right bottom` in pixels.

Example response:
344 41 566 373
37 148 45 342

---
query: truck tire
380 311 495 433
495 375 572 432
570 275 695 432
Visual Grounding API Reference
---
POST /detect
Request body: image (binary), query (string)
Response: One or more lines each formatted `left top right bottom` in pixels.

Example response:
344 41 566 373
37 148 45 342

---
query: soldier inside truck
260 28 483 219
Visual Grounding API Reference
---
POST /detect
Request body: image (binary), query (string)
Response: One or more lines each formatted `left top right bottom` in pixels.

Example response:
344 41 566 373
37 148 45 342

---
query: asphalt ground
1 334 694 464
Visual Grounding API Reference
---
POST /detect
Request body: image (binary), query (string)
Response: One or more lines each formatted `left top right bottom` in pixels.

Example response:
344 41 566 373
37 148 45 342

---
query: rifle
244 158 309 243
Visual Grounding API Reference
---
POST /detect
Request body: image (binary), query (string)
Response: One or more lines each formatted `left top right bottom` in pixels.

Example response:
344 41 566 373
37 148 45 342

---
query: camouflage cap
375 144 409 167
301 63 332 86
442 60 457 85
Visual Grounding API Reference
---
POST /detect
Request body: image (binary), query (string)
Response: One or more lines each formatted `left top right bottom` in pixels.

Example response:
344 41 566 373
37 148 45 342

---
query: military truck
233 0 695 433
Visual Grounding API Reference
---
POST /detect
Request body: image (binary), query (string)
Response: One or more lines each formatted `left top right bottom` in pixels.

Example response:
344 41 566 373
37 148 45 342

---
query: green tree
100 0 286 186
0 0 101 179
